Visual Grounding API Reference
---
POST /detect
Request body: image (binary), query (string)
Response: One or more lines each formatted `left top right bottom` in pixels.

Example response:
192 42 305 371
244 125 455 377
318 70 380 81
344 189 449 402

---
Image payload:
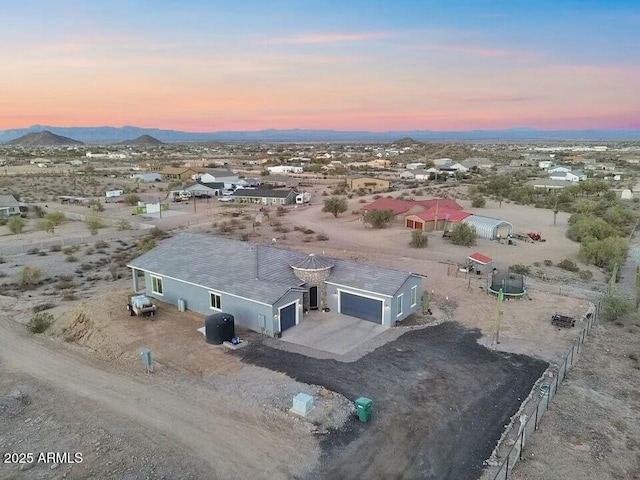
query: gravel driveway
240 321 548 480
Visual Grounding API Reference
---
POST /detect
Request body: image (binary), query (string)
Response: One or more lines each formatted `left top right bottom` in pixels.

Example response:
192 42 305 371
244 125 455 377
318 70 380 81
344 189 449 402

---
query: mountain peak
6 130 83 146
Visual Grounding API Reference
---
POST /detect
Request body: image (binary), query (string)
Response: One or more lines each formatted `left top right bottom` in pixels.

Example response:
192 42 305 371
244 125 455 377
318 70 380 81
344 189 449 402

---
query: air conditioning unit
177 298 186 312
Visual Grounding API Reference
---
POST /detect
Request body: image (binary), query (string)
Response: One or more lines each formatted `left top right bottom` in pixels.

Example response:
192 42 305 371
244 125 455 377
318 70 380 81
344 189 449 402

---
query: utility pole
193 194 197 213
158 197 162 219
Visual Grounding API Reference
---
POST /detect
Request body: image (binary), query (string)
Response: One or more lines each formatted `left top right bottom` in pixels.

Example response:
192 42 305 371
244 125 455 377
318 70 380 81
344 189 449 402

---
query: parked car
218 197 233 202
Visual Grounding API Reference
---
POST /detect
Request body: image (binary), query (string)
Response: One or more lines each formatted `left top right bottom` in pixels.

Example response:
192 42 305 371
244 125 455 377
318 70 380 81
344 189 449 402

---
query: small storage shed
462 215 513 240
468 252 493 275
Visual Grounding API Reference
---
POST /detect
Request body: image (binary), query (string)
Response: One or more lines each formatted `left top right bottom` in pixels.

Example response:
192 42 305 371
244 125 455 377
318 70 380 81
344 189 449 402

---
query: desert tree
322 196 348 218
363 209 394 229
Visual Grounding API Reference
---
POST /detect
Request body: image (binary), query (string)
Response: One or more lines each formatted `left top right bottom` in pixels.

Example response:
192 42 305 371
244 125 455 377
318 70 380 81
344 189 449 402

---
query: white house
538 160 553 170
267 165 304 174
193 169 239 185
399 171 416 179
0 194 21 217
549 170 586 183
547 165 571 174
461 158 493 170
449 163 469 173
406 162 426 170
432 158 453 167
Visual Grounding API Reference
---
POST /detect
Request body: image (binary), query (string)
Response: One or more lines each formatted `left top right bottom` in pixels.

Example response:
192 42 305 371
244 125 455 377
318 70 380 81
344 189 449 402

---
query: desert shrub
95 240 109 249
509 264 530 275
45 211 66 226
50 244 62 252
239 233 250 241
364 209 394 229
65 255 78 262
543 259 553 266
62 291 78 301
533 261 541 267
27 248 40 255
17 266 42 289
556 259 579 272
579 236 628 271
116 219 132 231
57 278 75 290
276 206 287 217
373 194 382 200
409 230 428 248
7 216 26 234
137 236 156 253
448 223 476 246
322 197 348 218
471 195 486 208
321 191 328 196
601 294 632 323
80 263 94 271
578 269 593 280
32 302 55 313
85 247 95 255
38 251 47 256
85 214 106 235
125 193 141 206
316 233 329 241
27 313 54 334
358 198 367 203
566 214 617 243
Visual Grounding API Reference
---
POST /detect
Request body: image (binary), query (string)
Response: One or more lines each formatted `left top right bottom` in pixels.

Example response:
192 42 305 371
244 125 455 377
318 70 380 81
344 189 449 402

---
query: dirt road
0 316 319 479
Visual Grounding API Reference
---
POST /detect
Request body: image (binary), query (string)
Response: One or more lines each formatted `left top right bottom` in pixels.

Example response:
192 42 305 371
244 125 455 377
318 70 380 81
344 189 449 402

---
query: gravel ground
239 322 549 480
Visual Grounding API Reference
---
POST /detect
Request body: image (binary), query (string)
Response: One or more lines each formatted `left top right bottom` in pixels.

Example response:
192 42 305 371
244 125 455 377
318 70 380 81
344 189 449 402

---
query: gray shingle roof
128 233 415 304
232 189 294 199
0 194 19 207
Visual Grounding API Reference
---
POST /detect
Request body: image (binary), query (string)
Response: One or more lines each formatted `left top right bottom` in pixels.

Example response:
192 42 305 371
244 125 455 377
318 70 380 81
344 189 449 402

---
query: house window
397 294 403 317
411 286 418 307
151 276 163 295
210 292 222 310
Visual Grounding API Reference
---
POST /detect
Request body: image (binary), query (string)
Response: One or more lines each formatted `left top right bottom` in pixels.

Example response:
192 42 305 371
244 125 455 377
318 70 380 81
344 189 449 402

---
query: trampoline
488 272 527 297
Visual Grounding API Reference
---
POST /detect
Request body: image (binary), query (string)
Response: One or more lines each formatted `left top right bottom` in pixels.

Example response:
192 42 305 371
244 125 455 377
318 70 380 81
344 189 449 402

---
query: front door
309 286 318 310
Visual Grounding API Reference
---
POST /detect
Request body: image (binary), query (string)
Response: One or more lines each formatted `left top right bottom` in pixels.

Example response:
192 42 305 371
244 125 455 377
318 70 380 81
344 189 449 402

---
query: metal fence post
519 430 525 460
534 402 539 429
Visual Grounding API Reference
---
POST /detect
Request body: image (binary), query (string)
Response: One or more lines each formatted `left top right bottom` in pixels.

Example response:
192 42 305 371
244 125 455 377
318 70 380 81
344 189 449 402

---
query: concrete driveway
281 311 388 355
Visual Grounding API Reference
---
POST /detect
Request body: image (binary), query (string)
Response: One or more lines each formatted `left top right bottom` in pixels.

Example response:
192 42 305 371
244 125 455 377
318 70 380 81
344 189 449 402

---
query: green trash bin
354 397 372 423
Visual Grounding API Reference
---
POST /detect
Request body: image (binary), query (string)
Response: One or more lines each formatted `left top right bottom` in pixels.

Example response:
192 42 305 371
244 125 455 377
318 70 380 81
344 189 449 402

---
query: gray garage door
280 303 297 332
339 292 383 324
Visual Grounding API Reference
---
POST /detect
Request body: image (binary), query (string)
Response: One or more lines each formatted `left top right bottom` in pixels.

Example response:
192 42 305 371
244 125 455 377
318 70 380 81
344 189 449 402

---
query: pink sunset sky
1 1 639 131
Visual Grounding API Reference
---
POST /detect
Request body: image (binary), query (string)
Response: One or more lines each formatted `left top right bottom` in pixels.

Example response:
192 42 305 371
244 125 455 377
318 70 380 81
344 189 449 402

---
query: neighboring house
0 194 20 217
195 169 239 184
432 158 454 167
538 160 553 170
131 173 162 182
461 158 493 170
510 159 537 167
346 176 390 192
231 188 297 205
399 171 416 180
237 178 263 187
127 233 423 335
405 207 470 231
182 182 226 197
527 179 571 191
594 162 616 171
449 163 469 173
267 165 304 174
406 163 426 170
363 197 463 222
549 170 585 182
160 167 205 181
547 165 571 174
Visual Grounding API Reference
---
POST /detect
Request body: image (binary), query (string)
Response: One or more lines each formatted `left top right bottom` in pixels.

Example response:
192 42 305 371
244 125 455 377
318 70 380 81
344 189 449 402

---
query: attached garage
339 291 383 323
279 302 297 332
405 218 423 230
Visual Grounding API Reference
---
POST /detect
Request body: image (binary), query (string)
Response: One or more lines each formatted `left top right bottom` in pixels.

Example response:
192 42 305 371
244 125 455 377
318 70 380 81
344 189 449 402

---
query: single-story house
127 233 423 335
462 216 513 240
131 173 162 182
406 162 426 170
232 188 297 205
363 197 463 222
238 178 263 187
0 194 21 217
432 158 453 167
547 165 571 174
160 167 205 181
267 165 304 174
405 207 470 231
399 170 417 180
527 178 570 191
346 176 390 192
538 160 553 170
549 170 585 182
510 159 537 168
177 182 226 197
461 158 494 170
195 169 239 184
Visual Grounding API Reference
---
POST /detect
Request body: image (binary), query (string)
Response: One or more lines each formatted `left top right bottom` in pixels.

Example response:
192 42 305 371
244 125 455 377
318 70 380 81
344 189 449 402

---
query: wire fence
488 298 602 480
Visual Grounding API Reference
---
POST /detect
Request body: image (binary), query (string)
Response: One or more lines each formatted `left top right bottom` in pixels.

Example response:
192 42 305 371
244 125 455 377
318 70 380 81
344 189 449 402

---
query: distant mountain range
0 125 638 144
6 130 84 146
118 134 164 146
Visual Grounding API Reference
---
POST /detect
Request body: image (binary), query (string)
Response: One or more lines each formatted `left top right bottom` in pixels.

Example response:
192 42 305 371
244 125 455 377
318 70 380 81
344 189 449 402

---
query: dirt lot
240 322 548 480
